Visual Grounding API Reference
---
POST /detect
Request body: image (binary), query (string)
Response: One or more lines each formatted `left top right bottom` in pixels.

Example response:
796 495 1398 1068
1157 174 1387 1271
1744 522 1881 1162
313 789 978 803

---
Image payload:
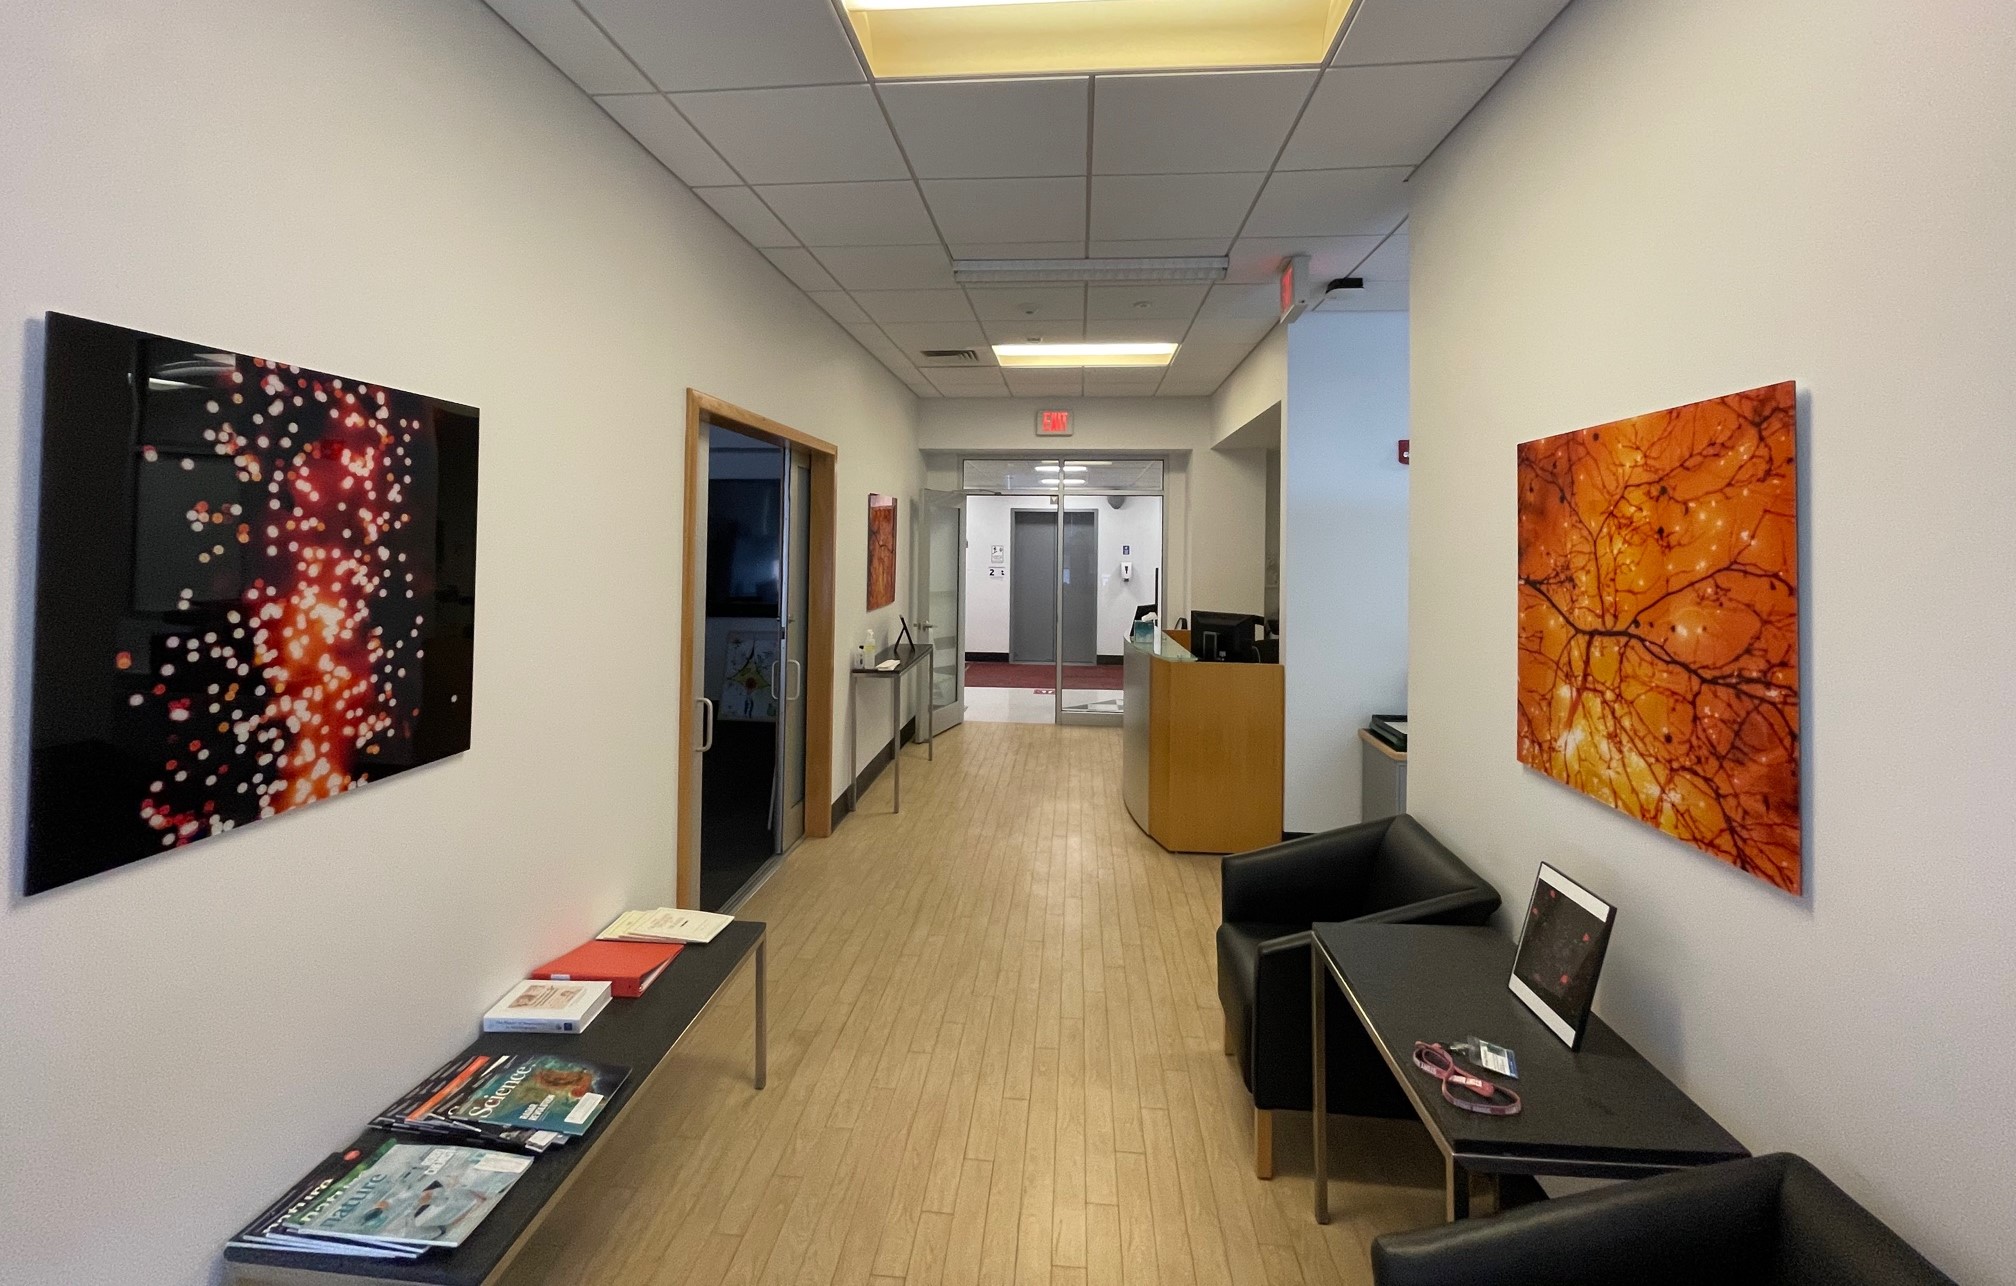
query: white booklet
483 979 612 1033
598 907 733 945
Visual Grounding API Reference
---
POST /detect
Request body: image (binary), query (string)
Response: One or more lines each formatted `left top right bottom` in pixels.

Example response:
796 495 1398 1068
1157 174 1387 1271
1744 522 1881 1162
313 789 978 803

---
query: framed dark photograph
24 312 480 895
1508 863 1617 1049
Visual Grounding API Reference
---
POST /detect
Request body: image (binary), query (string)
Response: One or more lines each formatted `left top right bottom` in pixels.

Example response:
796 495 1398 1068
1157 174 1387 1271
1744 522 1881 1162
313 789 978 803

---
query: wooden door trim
679 389 838 909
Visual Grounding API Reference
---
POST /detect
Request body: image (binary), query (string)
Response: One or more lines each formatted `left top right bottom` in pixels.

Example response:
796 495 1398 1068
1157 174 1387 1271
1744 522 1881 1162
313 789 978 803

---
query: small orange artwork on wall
867 493 897 611
1516 382 1802 894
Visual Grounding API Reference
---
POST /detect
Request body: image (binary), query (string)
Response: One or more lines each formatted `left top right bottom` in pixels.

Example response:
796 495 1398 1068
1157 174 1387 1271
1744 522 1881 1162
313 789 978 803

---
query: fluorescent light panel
841 0 1347 78
957 257 1228 285
846 0 1089 8
995 342 1178 369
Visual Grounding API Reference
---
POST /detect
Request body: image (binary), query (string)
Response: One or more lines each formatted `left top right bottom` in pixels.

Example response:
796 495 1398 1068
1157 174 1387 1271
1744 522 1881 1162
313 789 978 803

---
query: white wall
919 396 1267 622
962 495 1164 657
1212 325 1287 445
1407 1 2015 1280
0 3 919 1284
1281 312 1411 832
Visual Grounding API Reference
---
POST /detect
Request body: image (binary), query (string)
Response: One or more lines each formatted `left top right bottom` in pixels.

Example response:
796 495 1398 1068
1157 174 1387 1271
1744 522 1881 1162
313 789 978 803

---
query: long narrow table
1311 923 1746 1225
223 921 767 1286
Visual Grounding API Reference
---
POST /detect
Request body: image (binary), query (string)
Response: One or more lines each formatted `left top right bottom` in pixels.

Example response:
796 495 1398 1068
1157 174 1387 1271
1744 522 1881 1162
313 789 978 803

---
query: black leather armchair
1372 1154 1953 1286
1216 814 1499 1178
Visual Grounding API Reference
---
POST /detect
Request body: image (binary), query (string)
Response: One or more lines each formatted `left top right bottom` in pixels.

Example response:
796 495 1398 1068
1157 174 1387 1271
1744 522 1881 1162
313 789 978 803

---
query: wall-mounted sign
1036 409 1073 437
1279 254 1313 323
990 543 1005 564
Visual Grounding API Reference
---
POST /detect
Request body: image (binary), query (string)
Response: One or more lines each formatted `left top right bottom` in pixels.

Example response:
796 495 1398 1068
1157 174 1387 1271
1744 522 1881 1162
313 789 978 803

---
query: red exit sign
1036 409 1073 437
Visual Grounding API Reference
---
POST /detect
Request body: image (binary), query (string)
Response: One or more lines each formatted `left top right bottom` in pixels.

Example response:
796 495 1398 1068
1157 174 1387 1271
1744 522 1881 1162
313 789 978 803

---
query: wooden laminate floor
498 722 1444 1286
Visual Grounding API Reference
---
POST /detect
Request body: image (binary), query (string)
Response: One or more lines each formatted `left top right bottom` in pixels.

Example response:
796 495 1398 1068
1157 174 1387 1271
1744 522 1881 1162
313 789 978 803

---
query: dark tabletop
852 641 932 679
1313 923 1747 1173
224 920 766 1284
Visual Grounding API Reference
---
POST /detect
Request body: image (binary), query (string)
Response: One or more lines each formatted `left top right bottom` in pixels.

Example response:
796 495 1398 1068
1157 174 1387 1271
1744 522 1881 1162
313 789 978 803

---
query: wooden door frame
681 390 838 909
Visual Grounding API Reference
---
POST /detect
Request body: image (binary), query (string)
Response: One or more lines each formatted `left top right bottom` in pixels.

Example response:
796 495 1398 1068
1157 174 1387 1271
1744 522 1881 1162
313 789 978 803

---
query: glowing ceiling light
846 0 1097 8
994 343 1178 369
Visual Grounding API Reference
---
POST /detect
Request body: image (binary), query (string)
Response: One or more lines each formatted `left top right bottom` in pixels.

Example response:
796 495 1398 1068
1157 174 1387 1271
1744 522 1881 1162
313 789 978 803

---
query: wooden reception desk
1122 630 1284 854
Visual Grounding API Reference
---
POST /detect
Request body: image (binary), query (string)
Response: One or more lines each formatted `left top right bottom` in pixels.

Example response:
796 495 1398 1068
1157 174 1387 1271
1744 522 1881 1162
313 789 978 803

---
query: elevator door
1009 509 1096 666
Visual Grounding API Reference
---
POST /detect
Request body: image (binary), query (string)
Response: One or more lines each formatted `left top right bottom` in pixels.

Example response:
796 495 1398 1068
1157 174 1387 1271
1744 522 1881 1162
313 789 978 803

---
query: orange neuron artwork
1516 382 1802 894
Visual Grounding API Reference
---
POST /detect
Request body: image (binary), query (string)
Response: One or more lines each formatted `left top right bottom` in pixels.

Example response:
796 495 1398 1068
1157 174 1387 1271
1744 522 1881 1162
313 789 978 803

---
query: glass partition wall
959 458 1166 727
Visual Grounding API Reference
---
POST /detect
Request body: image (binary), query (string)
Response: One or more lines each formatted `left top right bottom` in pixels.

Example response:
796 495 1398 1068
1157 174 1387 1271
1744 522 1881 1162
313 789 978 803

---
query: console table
848 642 933 813
223 921 767 1286
1310 923 1745 1225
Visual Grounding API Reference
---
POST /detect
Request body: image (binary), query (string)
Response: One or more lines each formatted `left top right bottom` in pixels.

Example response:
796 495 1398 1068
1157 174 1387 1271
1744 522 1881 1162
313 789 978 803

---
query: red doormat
966 661 1123 691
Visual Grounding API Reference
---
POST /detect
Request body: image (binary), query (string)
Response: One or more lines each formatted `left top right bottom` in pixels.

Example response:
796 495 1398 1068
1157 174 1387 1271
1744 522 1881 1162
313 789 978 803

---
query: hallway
499 722 1442 1286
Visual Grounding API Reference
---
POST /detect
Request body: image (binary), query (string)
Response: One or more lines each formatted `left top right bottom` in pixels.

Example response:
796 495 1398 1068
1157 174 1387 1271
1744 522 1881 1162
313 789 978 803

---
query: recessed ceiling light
845 0 1093 9
958 257 1227 285
841 0 1347 78
994 342 1178 369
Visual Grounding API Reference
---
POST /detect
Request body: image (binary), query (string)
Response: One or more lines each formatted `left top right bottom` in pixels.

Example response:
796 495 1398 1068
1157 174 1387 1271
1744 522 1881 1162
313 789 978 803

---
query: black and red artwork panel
25 313 479 895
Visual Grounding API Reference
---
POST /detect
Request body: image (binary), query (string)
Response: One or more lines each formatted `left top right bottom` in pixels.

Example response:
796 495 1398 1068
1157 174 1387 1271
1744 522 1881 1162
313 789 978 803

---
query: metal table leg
891 677 901 812
924 645 934 761
1312 940 1330 1225
1446 1157 1469 1221
849 676 860 813
754 934 768 1090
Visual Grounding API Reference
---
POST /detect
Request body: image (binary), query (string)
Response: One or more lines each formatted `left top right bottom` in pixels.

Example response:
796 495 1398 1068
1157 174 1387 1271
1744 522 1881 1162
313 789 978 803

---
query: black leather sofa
1216 815 1500 1177
1372 1153 1954 1286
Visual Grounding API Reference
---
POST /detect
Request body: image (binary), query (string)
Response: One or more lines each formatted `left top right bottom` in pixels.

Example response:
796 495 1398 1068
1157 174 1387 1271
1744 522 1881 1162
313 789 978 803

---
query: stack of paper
597 907 733 945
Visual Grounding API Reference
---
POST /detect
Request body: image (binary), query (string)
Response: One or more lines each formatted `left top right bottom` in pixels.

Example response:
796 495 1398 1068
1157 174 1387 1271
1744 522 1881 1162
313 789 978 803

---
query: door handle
786 659 803 701
770 658 783 702
697 697 715 752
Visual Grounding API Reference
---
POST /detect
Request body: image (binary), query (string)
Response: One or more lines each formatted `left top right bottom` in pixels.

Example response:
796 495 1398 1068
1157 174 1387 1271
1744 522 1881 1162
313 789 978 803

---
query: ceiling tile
982 318 1086 344
882 321 991 352
881 78 1090 179
762 247 841 292
1084 369 1168 396
965 286 1085 321
1311 279 1411 311
854 290 978 323
1004 370 1087 398
1197 282 1282 320
807 291 871 325
1088 238 1232 257
922 178 1087 245
1224 236 1384 284
815 245 956 290
1280 61 1511 169
1090 173 1265 242
487 0 651 93
1185 317 1276 347
948 241 1087 259
755 181 938 246
595 94 738 186
1356 231 1408 280
694 186 796 248
926 369 1012 396
1167 341 1254 377
1086 284 1208 320
1082 318 1188 343
578 0 863 91
1159 377 1226 396
1335 0 1572 64
672 85 906 184
1092 70 1316 175
1243 168 1411 238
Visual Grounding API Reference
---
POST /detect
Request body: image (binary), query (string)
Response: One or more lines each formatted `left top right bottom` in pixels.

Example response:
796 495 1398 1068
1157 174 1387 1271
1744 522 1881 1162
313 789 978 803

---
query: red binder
530 939 682 998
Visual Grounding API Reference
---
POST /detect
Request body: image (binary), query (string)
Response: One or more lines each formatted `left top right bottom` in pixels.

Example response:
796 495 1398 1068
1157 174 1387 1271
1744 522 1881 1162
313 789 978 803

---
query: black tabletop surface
853 642 932 678
224 920 765 1284
1313 923 1747 1171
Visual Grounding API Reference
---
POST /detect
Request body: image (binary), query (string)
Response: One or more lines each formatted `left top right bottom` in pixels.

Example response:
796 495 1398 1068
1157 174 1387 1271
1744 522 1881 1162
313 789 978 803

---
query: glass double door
942 458 1166 727
686 426 813 912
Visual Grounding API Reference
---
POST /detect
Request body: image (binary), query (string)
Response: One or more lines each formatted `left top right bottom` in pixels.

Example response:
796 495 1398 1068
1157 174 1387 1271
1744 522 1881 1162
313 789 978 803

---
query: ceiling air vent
916 348 983 367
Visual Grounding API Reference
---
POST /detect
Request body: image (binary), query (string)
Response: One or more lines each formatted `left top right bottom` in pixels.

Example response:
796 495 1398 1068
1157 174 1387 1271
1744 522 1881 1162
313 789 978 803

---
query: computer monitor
1189 611 1266 663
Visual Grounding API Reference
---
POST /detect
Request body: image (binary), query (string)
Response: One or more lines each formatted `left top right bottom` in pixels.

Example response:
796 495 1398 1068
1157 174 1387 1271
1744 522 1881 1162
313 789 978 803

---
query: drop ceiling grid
486 0 1572 397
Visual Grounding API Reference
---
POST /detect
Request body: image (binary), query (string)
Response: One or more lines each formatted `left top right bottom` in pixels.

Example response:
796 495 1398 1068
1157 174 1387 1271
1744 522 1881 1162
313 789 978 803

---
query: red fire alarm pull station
1398 439 1411 465
1037 409 1073 437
